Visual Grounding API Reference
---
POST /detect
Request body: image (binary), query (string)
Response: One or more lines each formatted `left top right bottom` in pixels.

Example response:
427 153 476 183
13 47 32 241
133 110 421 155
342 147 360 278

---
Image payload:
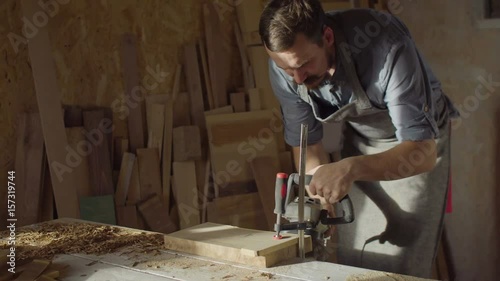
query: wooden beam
197 39 215 110
250 157 280 231
183 43 206 132
172 161 201 229
173 126 202 162
137 148 162 199
203 2 228 107
15 112 45 226
115 152 136 206
121 33 147 153
83 110 114 196
21 0 79 219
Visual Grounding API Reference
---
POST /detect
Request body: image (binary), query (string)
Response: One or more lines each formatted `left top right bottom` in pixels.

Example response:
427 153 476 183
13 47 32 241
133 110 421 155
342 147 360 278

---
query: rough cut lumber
65 127 92 198
230 92 247 112
115 152 136 206
173 126 202 162
247 46 281 111
113 137 129 170
83 110 114 196
204 105 234 116
172 92 191 127
116 205 139 229
172 161 201 229
183 43 206 132
126 157 141 205
15 112 45 227
138 194 178 234
121 33 147 153
137 148 163 199
206 192 267 230
248 88 262 111
198 39 215 110
164 223 312 268
22 0 80 219
203 2 228 107
147 103 165 159
250 156 280 231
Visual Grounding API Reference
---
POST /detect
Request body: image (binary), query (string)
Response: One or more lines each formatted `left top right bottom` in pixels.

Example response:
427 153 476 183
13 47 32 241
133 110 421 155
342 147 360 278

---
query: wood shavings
0 221 163 262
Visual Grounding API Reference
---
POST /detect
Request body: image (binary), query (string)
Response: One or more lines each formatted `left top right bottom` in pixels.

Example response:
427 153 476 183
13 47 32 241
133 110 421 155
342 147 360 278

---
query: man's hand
307 160 354 204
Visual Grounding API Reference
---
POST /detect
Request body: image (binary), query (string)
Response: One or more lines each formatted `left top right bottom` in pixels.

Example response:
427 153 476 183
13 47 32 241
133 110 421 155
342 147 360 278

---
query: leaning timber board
163 222 312 268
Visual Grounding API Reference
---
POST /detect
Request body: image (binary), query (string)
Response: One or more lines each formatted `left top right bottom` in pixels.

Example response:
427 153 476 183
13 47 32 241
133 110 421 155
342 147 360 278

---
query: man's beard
303 47 336 89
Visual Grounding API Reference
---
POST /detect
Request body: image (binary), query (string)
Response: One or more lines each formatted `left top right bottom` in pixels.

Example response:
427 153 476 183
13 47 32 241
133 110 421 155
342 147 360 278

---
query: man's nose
293 68 308 84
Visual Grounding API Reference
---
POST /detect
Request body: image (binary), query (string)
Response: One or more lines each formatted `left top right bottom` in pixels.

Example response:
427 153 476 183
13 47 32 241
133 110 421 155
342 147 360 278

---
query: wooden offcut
203 2 228 107
138 194 178 234
250 156 280 231
172 161 201 229
65 127 92 198
83 110 114 196
173 126 202 162
115 152 136 206
230 92 246 113
22 0 79 219
121 33 147 153
137 148 163 199
164 223 312 268
183 43 206 132
126 157 141 205
147 103 165 159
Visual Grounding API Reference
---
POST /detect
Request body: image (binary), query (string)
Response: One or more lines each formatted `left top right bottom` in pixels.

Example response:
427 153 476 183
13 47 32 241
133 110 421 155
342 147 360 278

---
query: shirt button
424 105 429 112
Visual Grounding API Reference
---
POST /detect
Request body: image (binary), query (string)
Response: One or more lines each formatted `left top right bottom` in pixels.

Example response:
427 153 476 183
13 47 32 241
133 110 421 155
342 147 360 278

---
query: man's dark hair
259 0 326 52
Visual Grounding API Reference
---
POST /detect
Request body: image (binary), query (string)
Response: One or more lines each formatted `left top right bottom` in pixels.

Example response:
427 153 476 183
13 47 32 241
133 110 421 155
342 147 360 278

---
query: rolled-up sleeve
384 38 439 141
268 59 323 147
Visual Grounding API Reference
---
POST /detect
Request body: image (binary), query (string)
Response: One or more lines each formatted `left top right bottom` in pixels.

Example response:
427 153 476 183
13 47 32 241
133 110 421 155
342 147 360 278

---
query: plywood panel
164 222 312 268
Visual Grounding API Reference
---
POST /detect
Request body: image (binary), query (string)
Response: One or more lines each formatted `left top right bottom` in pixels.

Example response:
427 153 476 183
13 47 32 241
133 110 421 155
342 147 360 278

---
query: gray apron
297 23 451 278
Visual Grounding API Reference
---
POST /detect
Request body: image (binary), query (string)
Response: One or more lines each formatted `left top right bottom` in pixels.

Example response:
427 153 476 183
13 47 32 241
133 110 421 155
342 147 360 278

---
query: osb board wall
0 0 244 227
398 0 500 280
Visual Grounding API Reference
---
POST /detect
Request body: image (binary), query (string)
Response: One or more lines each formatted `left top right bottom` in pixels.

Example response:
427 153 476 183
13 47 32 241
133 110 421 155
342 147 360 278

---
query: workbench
3 219 437 281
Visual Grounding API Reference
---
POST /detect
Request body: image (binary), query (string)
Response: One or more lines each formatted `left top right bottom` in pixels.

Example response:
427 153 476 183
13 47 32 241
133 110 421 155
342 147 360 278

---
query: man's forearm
292 142 330 173
345 140 437 182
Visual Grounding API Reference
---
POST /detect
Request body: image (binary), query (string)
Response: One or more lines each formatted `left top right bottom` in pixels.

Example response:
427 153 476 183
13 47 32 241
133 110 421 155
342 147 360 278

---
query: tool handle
320 195 355 224
290 173 354 224
274 173 288 214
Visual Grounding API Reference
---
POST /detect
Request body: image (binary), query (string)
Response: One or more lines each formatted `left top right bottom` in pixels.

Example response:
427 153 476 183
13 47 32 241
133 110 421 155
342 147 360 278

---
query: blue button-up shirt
268 9 458 147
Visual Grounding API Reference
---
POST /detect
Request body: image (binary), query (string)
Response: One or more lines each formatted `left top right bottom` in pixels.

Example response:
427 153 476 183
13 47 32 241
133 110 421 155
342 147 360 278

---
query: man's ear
323 26 334 47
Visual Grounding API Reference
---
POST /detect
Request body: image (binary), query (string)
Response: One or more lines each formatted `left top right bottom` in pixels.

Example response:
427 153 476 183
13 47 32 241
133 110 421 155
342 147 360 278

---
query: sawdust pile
0 221 163 262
